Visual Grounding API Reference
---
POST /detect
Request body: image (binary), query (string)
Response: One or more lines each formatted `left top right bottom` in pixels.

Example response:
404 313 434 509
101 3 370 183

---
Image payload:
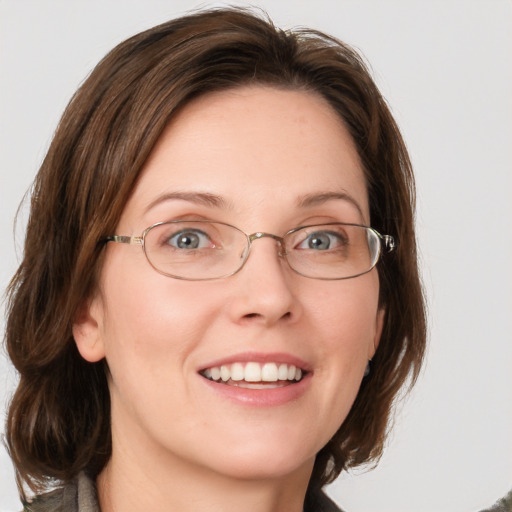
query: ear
72 295 106 363
369 308 386 359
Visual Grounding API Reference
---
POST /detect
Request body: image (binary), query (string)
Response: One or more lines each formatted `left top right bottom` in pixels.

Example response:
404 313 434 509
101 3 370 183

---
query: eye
296 230 347 251
166 229 212 249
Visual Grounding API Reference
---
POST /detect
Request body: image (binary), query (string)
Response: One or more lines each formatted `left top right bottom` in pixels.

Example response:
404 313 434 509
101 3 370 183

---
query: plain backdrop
1 1 511 511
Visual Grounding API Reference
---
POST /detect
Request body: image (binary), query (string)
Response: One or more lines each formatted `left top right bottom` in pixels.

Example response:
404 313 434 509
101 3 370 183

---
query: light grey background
1 1 511 511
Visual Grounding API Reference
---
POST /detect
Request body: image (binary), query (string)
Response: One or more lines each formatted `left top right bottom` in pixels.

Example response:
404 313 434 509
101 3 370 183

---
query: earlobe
72 296 106 363
370 308 386 359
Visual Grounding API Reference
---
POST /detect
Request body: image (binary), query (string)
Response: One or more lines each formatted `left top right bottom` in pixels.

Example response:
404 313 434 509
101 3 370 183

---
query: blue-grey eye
298 231 344 250
168 230 210 249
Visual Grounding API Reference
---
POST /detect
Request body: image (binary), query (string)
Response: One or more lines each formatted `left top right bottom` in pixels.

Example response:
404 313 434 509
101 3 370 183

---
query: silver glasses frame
105 220 396 281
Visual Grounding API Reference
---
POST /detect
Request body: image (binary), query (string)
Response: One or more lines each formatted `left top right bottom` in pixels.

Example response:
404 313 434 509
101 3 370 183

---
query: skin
73 85 384 512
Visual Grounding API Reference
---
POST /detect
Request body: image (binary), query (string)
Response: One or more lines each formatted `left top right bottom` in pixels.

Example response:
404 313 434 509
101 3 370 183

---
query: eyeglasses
105 220 395 281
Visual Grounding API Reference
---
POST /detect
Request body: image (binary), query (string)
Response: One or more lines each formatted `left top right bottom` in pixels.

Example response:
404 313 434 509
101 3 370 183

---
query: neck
97 427 314 512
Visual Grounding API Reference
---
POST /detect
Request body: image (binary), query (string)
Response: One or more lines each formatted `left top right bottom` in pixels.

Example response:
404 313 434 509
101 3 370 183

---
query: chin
210 450 316 482
191 427 322 482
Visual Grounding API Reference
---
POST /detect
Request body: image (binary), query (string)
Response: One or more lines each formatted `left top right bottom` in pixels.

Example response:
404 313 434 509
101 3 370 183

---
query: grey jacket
24 473 98 512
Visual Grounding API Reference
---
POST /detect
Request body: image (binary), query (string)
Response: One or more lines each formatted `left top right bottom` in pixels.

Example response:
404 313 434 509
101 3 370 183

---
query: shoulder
23 472 99 512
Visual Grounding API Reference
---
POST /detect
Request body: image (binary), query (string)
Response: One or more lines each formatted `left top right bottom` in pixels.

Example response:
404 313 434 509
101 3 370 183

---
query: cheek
98 257 220 377
301 276 380 428
304 274 380 352
98 268 224 431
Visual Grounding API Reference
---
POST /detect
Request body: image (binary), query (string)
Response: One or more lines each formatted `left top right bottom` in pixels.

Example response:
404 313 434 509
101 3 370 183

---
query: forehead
123 85 369 226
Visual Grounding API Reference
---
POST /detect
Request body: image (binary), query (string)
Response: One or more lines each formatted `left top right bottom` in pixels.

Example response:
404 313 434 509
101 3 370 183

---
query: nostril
243 311 292 321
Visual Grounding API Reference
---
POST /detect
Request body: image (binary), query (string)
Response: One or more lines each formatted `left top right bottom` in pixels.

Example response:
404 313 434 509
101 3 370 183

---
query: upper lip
198 351 312 373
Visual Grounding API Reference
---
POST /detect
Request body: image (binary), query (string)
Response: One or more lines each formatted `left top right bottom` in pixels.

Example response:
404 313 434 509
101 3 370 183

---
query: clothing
23 472 342 512
26 473 512 512
23 473 98 512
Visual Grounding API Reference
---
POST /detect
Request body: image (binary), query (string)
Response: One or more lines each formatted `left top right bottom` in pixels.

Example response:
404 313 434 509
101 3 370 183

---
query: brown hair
5 6 426 500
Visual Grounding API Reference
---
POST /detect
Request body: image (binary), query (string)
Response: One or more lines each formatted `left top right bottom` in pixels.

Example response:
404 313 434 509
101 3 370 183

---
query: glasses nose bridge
247 231 286 257
248 231 283 243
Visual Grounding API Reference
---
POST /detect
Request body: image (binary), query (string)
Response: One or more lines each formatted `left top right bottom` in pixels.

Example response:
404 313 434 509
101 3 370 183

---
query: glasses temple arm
105 235 143 245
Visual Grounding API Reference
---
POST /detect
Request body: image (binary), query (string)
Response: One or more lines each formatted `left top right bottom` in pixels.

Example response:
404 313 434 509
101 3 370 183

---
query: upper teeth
202 362 303 382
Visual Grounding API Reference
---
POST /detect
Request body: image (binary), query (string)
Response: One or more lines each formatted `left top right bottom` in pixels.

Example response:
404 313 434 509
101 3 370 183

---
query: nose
228 235 301 326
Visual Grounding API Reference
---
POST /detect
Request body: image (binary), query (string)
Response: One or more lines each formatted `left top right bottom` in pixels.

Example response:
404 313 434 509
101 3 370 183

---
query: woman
5 7 426 512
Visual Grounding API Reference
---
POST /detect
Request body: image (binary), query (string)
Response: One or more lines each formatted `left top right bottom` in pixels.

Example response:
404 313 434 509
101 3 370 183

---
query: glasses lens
143 221 248 280
284 224 381 279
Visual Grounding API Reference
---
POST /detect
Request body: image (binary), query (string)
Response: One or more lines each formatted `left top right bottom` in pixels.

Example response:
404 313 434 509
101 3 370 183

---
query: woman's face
74 86 384 482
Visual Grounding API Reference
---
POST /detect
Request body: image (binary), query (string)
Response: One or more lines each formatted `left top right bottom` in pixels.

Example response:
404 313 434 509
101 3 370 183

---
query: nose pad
239 245 249 261
276 241 287 259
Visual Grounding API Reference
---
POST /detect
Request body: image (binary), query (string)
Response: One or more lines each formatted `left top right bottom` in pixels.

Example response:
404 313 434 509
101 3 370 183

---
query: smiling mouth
200 362 305 388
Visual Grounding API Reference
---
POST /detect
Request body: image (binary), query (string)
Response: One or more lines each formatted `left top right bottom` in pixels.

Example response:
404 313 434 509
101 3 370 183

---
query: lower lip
200 374 311 407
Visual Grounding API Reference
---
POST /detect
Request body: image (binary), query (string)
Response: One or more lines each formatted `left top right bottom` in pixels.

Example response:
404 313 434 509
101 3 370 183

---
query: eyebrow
296 191 365 220
144 191 231 213
144 189 365 220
